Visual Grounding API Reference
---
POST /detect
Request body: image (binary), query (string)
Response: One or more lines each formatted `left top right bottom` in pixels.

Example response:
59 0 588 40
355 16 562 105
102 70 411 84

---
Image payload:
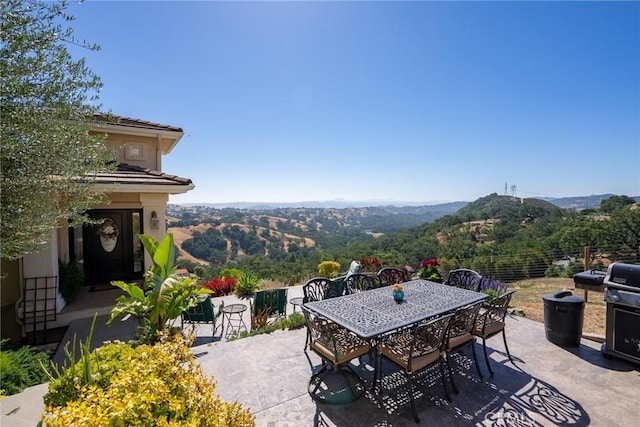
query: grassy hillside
169 194 640 284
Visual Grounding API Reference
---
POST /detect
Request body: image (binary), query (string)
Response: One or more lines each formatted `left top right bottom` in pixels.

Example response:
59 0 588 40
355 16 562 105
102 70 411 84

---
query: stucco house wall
0 115 194 343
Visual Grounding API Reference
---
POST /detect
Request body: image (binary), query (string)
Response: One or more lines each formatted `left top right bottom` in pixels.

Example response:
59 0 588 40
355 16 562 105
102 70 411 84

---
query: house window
68 225 84 275
125 144 144 160
132 211 143 272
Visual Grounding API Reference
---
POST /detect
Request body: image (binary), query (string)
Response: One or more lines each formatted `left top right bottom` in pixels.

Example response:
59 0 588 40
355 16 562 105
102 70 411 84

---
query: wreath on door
95 218 119 252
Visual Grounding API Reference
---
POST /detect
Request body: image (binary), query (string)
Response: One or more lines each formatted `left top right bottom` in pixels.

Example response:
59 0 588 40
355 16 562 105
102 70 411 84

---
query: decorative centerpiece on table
392 283 404 303
417 258 442 283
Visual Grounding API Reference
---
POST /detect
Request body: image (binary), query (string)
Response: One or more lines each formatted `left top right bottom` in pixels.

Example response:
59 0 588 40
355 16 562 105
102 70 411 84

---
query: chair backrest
407 314 453 372
476 290 517 334
302 277 344 303
182 296 216 322
477 275 508 295
253 288 288 317
444 268 482 291
302 306 334 352
448 301 483 345
301 306 362 364
377 267 407 287
487 290 516 321
345 273 377 294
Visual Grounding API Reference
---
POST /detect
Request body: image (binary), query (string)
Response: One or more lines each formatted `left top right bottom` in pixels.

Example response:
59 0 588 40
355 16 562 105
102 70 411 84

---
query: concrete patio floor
192 315 640 427
2 285 639 426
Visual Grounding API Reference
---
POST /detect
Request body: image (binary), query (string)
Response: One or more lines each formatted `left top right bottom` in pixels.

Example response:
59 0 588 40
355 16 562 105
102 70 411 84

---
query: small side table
289 297 304 314
221 303 248 338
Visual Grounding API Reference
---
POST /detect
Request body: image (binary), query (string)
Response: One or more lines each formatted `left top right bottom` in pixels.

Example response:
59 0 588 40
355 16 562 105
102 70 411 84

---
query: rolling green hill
170 194 640 284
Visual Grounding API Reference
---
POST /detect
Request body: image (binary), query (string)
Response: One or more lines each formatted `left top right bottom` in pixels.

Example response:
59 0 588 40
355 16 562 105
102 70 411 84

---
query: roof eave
93 183 195 195
90 123 184 154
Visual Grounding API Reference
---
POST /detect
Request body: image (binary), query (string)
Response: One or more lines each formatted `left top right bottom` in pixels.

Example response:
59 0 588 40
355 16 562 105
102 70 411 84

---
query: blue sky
68 1 639 205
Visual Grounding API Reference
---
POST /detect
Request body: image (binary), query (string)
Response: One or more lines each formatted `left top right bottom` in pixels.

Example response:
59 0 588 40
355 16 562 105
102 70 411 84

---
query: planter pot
393 290 404 303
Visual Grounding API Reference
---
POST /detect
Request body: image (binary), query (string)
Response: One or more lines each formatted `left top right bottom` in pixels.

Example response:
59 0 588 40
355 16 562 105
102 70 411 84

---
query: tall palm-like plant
108 234 210 343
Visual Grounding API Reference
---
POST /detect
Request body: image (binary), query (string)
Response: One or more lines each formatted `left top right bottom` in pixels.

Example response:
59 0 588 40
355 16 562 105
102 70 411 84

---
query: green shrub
234 272 259 296
58 259 84 303
219 267 243 280
42 334 255 426
282 312 306 329
0 340 50 396
229 312 306 341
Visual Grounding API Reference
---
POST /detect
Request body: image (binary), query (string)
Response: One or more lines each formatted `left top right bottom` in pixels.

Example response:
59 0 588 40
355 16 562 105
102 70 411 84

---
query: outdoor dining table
304 279 488 341
304 279 488 403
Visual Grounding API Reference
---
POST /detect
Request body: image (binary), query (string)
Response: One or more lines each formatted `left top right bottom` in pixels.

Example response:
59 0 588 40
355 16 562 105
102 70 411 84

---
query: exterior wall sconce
150 211 160 230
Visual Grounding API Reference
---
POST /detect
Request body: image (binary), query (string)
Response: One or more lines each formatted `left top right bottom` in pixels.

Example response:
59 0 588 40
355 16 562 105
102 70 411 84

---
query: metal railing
18 276 58 345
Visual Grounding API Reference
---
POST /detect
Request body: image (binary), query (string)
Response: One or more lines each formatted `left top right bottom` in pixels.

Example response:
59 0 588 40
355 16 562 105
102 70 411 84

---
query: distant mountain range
178 200 453 209
542 194 639 210
174 193 639 211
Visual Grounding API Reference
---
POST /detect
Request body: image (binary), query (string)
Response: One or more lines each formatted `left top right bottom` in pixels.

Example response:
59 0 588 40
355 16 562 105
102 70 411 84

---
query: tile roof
94 163 193 187
91 114 183 133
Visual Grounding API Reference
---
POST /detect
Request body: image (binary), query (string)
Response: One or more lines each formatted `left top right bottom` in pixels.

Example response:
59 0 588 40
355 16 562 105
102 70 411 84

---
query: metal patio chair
377 314 454 423
181 296 221 339
443 268 482 291
301 277 346 349
251 288 288 329
302 306 370 404
377 267 407 287
445 300 484 393
345 273 377 294
473 290 517 376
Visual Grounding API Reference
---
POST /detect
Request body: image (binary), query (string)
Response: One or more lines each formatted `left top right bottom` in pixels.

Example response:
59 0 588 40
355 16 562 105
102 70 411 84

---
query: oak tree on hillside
1 0 115 258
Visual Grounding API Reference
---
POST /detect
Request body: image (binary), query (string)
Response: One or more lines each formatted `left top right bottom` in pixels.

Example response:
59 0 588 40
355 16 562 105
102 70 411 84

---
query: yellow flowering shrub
44 342 137 407
41 334 255 426
318 260 341 277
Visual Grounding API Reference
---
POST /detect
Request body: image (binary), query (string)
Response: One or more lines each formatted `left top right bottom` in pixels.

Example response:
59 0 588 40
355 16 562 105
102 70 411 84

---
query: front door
83 210 144 285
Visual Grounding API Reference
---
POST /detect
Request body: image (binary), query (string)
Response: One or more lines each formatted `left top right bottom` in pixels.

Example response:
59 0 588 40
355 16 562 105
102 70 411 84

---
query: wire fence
439 245 640 284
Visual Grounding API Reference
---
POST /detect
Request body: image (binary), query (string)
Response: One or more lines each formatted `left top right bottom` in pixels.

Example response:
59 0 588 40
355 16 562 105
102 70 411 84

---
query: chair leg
482 336 494 376
375 352 381 392
372 350 379 395
502 329 514 364
444 352 459 395
439 357 452 402
407 375 419 423
470 339 484 379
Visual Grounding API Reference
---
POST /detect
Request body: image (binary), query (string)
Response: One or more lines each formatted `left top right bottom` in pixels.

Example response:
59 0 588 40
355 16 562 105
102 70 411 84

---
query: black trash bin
543 291 585 347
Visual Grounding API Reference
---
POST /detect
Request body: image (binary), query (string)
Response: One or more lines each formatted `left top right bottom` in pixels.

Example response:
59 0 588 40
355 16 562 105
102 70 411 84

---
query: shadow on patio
4 286 638 427
194 314 638 427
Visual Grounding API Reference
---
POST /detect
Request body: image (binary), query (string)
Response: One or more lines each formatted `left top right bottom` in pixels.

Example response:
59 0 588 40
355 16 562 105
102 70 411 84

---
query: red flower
418 258 442 280
205 276 237 297
420 258 440 269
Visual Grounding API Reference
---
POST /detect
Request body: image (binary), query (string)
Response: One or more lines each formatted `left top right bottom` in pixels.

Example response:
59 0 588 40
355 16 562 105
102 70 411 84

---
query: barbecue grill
602 262 640 365
573 269 606 293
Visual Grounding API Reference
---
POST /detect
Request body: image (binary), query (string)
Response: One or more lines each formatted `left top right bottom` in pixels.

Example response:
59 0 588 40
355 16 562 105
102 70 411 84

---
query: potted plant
392 283 404 303
417 258 443 283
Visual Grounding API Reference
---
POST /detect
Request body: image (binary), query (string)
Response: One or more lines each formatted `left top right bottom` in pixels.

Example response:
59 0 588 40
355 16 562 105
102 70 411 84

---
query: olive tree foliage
1 0 116 259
